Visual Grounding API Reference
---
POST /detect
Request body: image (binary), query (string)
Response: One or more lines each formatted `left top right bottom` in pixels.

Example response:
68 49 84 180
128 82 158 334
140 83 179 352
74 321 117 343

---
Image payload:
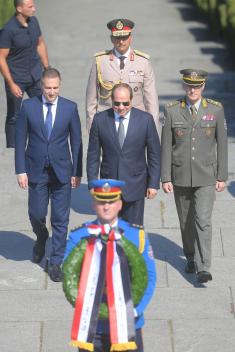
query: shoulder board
130 223 144 229
71 224 86 232
206 98 222 108
166 100 180 108
94 50 111 57
134 49 150 60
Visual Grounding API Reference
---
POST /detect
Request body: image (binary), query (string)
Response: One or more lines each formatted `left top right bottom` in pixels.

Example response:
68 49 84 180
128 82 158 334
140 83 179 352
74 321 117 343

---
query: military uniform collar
186 98 201 112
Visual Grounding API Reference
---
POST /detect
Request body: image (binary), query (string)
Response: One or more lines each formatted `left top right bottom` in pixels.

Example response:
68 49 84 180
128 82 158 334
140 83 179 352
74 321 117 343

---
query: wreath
63 235 148 319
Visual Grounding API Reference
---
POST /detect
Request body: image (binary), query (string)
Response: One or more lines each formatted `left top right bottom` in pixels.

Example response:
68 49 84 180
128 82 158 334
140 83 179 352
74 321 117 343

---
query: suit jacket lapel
107 110 121 151
109 56 120 75
180 99 191 123
49 96 61 140
36 96 48 140
122 109 135 149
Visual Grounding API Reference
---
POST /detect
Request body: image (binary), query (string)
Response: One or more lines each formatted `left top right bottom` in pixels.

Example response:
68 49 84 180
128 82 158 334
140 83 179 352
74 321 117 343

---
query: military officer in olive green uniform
161 69 228 283
86 19 160 134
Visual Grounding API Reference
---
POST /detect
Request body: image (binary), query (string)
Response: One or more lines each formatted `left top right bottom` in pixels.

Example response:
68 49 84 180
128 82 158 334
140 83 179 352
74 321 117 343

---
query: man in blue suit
87 83 161 225
15 67 83 281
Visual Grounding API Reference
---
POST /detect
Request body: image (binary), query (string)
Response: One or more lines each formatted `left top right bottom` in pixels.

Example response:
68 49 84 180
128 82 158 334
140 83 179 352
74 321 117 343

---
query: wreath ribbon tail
69 341 94 351
106 234 137 350
110 342 137 351
70 238 106 349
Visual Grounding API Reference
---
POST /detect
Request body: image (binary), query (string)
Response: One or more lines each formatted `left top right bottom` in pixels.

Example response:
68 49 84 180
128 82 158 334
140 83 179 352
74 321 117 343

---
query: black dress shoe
197 271 212 283
32 240 46 263
48 264 63 282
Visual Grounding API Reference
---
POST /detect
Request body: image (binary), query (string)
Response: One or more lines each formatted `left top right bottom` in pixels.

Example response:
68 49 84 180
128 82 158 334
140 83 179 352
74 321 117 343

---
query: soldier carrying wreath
63 179 156 352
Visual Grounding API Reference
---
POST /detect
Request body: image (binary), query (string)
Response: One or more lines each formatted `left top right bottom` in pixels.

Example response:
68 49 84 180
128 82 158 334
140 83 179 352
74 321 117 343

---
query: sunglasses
112 34 131 41
113 101 130 107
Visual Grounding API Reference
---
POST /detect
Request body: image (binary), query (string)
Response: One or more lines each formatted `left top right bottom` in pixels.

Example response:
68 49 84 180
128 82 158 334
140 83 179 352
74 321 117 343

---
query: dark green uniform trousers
174 185 215 272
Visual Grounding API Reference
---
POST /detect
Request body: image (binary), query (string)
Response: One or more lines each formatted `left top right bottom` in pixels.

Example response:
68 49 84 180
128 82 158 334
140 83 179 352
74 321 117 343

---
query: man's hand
10 82 23 98
146 188 157 199
17 174 28 189
71 176 81 188
216 181 226 192
162 182 173 193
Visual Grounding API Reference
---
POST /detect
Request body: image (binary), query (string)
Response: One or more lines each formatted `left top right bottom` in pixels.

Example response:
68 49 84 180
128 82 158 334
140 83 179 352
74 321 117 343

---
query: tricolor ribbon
70 225 137 351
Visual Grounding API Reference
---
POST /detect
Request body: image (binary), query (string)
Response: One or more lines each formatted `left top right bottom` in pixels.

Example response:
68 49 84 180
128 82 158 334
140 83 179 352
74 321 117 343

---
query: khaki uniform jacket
86 49 159 132
161 98 228 187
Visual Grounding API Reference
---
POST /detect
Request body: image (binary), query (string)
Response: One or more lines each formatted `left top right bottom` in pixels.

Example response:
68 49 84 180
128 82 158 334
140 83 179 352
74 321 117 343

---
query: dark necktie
190 105 197 121
119 56 125 70
45 103 53 140
118 116 125 148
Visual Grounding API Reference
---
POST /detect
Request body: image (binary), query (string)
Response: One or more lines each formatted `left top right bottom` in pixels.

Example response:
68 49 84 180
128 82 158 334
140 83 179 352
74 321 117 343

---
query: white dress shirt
114 48 131 69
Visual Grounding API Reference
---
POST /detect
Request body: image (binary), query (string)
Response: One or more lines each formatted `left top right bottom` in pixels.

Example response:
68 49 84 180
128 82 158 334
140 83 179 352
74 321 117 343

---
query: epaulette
206 98 222 108
134 49 150 60
131 223 144 229
71 224 86 232
94 50 111 57
166 100 180 108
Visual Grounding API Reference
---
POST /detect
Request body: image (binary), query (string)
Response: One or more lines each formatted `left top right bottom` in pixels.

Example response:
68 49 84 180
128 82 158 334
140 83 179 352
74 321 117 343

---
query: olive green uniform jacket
161 98 228 186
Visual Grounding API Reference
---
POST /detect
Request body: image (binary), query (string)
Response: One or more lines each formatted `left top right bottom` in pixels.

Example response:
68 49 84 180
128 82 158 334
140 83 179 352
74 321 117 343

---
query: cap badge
116 20 124 30
190 72 198 80
102 182 111 192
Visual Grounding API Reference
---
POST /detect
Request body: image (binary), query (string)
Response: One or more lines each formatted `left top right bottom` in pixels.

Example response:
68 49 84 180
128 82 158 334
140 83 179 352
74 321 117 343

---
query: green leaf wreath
62 235 148 319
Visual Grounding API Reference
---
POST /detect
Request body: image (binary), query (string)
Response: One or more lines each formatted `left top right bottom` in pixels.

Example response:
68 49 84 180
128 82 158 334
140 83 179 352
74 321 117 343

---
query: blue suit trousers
28 166 71 264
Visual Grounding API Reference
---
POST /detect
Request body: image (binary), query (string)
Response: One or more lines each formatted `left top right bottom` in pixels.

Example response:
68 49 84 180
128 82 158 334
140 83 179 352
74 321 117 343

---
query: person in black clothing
0 0 49 148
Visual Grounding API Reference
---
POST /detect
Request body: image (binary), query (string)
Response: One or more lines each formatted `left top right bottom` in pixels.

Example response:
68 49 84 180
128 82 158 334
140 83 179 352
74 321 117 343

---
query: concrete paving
0 0 235 351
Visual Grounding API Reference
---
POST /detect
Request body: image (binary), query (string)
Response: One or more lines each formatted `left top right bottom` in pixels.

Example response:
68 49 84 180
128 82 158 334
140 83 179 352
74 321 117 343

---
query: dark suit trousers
28 166 71 265
79 328 143 352
119 199 145 226
5 79 41 148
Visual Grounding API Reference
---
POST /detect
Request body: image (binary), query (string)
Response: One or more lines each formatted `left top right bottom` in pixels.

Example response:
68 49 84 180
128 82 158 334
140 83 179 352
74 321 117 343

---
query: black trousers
5 79 41 148
119 198 145 226
79 328 143 352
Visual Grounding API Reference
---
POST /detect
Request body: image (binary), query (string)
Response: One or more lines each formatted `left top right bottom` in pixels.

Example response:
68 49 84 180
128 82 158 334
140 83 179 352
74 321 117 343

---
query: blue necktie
45 103 53 140
118 116 125 148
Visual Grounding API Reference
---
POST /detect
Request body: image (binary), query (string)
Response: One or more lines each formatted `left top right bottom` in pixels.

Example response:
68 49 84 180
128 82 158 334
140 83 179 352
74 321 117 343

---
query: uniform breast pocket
172 122 187 139
129 74 144 84
200 120 216 137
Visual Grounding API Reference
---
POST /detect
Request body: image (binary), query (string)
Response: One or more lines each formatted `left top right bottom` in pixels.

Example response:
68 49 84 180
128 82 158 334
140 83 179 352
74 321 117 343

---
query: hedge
192 0 235 51
0 0 14 28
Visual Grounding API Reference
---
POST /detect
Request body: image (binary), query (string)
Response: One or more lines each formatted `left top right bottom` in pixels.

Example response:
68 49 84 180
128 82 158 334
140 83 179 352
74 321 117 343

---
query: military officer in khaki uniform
161 69 228 283
86 18 160 134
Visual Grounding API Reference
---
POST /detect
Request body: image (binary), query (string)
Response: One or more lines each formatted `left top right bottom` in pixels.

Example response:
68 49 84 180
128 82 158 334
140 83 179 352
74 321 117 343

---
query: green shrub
0 0 15 28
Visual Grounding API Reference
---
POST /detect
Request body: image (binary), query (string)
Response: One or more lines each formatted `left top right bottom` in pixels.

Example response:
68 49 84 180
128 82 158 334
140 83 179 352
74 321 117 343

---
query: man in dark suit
15 67 83 282
87 83 161 226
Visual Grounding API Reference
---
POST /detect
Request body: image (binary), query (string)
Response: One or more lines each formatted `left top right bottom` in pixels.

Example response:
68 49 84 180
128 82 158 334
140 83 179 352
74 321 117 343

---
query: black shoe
185 258 196 274
32 240 46 263
48 264 63 282
197 271 212 283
